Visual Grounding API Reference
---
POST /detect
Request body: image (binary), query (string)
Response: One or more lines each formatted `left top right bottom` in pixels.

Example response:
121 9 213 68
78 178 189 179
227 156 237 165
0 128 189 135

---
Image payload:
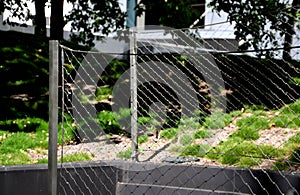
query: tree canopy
209 0 300 59
136 0 204 29
0 0 126 45
66 0 126 46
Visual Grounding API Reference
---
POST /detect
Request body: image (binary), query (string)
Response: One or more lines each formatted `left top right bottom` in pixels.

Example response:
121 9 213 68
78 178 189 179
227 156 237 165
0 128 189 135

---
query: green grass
179 134 194 146
270 114 300 129
38 152 92 164
0 130 48 165
280 99 300 114
203 112 232 130
180 144 211 157
160 128 179 139
206 138 279 167
61 153 92 162
0 117 77 166
235 116 269 140
193 129 212 139
273 132 300 170
138 135 148 144
117 148 132 159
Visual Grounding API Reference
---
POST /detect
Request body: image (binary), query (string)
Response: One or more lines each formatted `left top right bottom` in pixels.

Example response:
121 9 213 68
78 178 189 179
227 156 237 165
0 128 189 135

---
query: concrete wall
0 161 299 195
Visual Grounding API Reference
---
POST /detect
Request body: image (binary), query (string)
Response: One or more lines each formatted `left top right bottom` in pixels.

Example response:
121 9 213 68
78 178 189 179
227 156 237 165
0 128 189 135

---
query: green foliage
117 148 132 159
95 86 112 101
136 0 202 29
100 59 129 84
270 114 300 129
138 117 151 125
0 31 49 120
193 129 212 139
209 0 295 58
273 133 300 170
37 152 92 164
0 149 33 166
244 105 268 116
179 134 194 146
230 110 243 117
180 144 211 157
235 116 269 140
291 77 300 85
61 153 92 163
207 138 278 168
179 117 202 130
138 135 148 144
0 117 48 133
280 99 300 114
97 111 121 134
66 0 126 46
237 157 262 168
203 112 232 130
0 129 48 165
289 147 300 165
160 128 179 139
235 127 260 140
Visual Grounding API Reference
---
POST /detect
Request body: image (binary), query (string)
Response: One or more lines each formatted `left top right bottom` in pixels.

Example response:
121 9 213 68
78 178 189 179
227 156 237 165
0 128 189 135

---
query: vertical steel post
48 40 59 195
130 30 138 161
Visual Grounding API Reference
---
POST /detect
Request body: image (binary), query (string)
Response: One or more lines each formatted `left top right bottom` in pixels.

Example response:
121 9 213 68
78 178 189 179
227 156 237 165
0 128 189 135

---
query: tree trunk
50 0 64 40
34 0 47 36
283 0 300 61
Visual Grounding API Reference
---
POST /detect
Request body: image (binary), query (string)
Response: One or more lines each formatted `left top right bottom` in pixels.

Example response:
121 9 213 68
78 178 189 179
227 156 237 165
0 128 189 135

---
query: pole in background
126 0 136 28
48 40 59 195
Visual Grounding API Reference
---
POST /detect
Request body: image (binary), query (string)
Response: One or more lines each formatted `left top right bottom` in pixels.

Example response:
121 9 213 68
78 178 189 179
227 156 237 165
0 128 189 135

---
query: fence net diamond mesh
54 25 300 194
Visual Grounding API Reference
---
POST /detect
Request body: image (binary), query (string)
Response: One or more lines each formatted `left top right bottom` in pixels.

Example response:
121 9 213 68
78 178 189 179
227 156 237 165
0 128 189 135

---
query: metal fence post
48 40 59 195
130 30 138 161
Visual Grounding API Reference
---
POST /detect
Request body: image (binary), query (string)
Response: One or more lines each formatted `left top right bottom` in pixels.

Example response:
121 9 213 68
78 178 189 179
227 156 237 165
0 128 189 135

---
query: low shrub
180 144 211 157
179 134 194 146
160 128 179 139
193 129 212 139
138 135 148 144
270 114 300 129
235 116 269 140
203 112 232 130
117 148 132 159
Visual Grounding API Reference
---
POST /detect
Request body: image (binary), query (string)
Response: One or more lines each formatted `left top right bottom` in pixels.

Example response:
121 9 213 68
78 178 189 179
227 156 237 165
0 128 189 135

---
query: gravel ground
26 117 298 169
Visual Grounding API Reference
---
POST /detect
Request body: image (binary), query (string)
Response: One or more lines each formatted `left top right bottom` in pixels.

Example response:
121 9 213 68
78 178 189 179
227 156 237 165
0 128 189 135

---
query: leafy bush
0 117 47 132
97 111 122 134
95 86 112 101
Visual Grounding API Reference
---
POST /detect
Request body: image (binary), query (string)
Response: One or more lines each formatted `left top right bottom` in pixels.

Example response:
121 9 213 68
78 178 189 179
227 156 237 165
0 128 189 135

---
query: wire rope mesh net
55 25 300 194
